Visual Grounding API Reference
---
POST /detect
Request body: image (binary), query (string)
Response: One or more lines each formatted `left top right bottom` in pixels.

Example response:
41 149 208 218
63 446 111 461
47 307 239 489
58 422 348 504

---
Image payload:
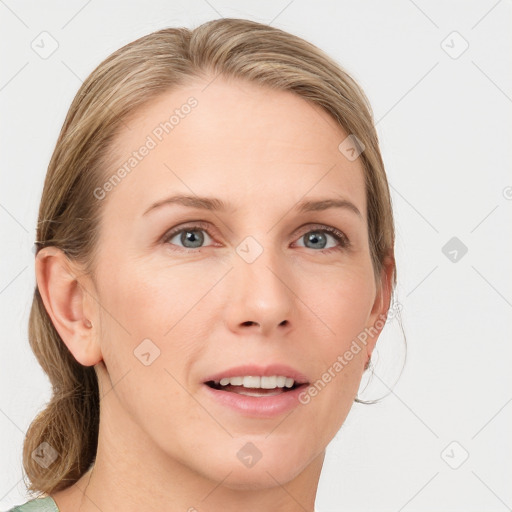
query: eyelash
161 221 350 254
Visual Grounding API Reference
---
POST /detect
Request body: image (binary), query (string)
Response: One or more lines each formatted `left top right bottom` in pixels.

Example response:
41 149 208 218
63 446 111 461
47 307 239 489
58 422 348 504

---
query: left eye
294 228 347 251
163 224 349 252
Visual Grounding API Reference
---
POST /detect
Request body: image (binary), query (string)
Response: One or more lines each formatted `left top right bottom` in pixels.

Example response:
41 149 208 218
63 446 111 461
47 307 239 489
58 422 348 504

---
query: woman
10 17 398 512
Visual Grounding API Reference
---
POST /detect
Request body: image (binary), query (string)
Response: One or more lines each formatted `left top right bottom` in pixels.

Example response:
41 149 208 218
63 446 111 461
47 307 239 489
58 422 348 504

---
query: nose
224 242 295 337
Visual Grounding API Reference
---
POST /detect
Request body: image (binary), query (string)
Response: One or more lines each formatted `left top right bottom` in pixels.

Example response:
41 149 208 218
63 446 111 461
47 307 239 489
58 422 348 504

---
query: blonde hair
25 17 399 496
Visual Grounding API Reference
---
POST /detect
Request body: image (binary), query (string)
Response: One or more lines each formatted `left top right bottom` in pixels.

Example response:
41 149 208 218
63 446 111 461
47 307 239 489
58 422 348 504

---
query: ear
35 246 102 367
364 252 396 363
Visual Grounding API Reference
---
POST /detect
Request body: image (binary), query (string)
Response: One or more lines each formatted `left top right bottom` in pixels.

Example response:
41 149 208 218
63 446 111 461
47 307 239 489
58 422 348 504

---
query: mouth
203 372 310 398
201 368 311 417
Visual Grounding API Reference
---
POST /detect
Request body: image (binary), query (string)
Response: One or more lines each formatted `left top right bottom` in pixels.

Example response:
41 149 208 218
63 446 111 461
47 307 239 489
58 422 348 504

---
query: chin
198 446 310 491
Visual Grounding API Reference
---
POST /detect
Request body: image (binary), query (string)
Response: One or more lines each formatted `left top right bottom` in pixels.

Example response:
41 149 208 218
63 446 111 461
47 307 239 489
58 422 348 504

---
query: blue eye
295 227 349 251
162 222 349 253
163 222 214 250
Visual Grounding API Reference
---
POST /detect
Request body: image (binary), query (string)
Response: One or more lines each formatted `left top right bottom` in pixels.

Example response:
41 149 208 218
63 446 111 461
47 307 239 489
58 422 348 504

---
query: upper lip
203 364 310 385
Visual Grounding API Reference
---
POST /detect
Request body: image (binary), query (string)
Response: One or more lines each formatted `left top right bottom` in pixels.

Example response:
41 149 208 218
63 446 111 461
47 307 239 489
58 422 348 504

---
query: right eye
162 222 216 252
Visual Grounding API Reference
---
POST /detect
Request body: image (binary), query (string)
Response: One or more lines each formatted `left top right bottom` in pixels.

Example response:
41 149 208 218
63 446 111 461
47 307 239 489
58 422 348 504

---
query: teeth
217 376 296 389
276 376 286 387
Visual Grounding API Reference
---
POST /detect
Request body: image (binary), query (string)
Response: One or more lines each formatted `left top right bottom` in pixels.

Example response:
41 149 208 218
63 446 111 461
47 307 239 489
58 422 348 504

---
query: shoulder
5 496 60 512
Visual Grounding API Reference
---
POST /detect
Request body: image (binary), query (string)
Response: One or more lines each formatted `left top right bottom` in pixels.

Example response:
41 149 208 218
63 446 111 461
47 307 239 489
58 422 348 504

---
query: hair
24 17 403 496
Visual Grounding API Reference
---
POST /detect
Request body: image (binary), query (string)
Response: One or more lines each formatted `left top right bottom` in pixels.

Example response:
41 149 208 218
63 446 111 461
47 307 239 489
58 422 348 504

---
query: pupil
306 231 326 249
182 230 204 248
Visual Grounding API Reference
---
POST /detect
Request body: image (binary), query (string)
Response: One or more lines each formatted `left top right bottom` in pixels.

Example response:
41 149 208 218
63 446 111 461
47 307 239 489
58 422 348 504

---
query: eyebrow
143 194 362 218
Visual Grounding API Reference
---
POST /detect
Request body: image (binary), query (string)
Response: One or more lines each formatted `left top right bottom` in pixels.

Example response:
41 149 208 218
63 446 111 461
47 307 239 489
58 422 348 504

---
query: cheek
94 252 218 395
303 262 375 341
94 254 207 447
295 265 374 414
97 250 208 337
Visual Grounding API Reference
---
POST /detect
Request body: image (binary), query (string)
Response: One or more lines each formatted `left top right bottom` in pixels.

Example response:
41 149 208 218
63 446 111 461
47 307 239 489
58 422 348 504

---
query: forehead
103 76 366 220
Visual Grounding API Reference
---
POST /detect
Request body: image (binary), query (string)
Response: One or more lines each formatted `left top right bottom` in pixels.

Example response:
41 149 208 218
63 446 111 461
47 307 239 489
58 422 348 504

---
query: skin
36 75 394 512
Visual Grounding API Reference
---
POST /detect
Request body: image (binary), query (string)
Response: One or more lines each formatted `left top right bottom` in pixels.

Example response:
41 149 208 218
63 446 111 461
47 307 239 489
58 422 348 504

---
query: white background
1 1 511 511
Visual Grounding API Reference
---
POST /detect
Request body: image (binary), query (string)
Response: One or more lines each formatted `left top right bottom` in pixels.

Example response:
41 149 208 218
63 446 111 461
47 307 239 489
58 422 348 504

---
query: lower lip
202 383 309 418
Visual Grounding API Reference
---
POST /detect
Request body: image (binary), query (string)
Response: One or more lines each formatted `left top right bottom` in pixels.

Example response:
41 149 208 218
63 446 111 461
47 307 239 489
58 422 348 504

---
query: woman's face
86 76 391 488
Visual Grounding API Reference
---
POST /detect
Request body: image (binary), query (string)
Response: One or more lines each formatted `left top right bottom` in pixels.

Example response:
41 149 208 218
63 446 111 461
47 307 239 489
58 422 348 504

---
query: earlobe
35 247 102 367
